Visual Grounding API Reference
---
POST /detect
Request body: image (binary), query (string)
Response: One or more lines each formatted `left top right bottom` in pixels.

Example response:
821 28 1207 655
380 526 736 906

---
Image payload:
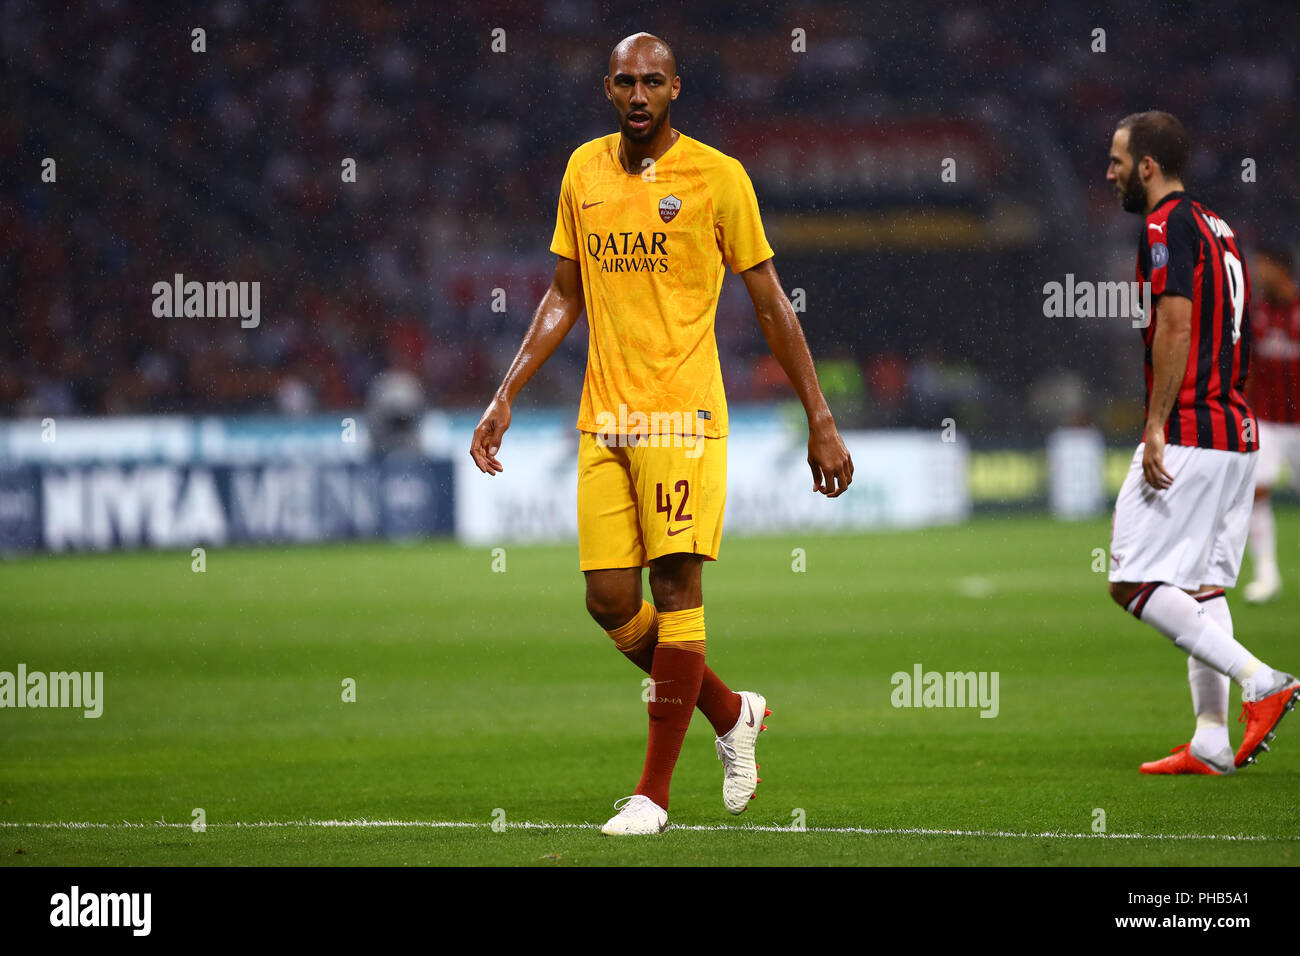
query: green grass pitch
2 510 1298 866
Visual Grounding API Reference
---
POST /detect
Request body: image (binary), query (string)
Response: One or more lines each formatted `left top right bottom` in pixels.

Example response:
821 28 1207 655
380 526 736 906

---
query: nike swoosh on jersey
582 200 604 209
666 525 694 536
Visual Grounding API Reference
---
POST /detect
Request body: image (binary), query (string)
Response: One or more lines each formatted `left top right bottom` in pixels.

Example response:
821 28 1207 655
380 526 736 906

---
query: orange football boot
1140 742 1234 775
1235 675 1300 768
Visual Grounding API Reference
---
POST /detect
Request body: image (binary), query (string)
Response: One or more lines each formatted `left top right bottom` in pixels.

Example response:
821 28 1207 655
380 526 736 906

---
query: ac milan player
1242 243 1300 604
1104 111 1298 775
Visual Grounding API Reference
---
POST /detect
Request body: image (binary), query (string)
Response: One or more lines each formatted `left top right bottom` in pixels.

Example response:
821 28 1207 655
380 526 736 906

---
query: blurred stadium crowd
3 0 1297 441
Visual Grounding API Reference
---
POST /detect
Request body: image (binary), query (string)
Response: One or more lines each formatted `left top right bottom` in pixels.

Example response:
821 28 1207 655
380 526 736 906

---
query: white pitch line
0 820 1295 841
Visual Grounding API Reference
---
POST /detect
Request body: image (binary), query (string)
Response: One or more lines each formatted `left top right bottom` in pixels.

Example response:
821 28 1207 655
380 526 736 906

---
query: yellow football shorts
577 431 727 571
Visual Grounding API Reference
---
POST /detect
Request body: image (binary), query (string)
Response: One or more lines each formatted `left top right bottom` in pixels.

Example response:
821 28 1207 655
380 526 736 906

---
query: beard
1119 166 1148 214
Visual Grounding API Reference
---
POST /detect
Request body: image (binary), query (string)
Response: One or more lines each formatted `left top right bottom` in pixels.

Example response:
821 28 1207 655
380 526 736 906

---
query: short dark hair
1118 111 1190 180
1255 241 1295 275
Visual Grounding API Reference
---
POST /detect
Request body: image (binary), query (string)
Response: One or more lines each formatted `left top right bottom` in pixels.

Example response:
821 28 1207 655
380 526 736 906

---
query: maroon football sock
621 624 740 736
633 643 706 809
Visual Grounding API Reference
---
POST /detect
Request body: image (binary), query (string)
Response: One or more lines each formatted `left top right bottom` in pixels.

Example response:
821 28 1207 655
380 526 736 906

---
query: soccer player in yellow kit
470 33 853 835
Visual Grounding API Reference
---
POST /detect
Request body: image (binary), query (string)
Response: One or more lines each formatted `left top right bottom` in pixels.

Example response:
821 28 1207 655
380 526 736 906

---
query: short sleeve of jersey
1149 204 1198 299
713 158 774 274
549 156 579 261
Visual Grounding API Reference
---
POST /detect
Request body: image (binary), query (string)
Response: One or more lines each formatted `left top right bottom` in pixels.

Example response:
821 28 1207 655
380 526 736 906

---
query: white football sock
1249 498 1279 581
1186 595 1231 753
1191 719 1230 755
1187 644 1230 719
1130 584 1266 687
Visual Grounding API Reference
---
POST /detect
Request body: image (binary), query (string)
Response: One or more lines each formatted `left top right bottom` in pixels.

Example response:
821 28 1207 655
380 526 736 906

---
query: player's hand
1141 426 1174 490
808 422 853 498
470 396 511 475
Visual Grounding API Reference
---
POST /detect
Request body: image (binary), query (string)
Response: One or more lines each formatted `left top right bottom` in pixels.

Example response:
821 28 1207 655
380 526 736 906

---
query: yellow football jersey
550 131 773 439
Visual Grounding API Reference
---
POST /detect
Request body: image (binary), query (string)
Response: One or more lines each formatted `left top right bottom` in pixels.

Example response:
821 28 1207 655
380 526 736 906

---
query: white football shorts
1109 443 1257 590
1255 421 1300 490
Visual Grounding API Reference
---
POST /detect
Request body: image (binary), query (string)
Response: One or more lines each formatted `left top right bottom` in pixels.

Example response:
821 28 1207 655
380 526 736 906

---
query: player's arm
1142 293 1192 490
469 256 584 475
740 258 854 497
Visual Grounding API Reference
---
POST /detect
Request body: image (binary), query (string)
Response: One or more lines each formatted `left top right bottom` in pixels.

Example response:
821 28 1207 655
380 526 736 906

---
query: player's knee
585 587 640 631
1108 580 1138 609
648 555 701 611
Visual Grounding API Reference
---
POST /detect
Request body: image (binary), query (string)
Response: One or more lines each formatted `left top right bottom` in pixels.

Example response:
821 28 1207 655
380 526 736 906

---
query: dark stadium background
2 0 1297 459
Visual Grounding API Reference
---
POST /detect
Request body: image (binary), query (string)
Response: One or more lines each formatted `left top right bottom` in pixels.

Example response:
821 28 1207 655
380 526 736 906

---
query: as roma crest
658 194 681 223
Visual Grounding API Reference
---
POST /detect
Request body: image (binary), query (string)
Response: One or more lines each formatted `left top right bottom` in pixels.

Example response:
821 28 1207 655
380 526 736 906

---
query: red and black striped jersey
1136 192 1257 452
1247 295 1300 424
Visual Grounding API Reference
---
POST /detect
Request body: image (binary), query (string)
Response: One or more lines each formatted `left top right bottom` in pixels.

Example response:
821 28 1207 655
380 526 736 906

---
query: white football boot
714 691 768 815
1243 573 1281 604
600 794 668 835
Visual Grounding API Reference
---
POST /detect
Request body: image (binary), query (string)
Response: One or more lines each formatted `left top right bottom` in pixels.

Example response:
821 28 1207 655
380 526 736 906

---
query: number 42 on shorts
656 480 693 532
